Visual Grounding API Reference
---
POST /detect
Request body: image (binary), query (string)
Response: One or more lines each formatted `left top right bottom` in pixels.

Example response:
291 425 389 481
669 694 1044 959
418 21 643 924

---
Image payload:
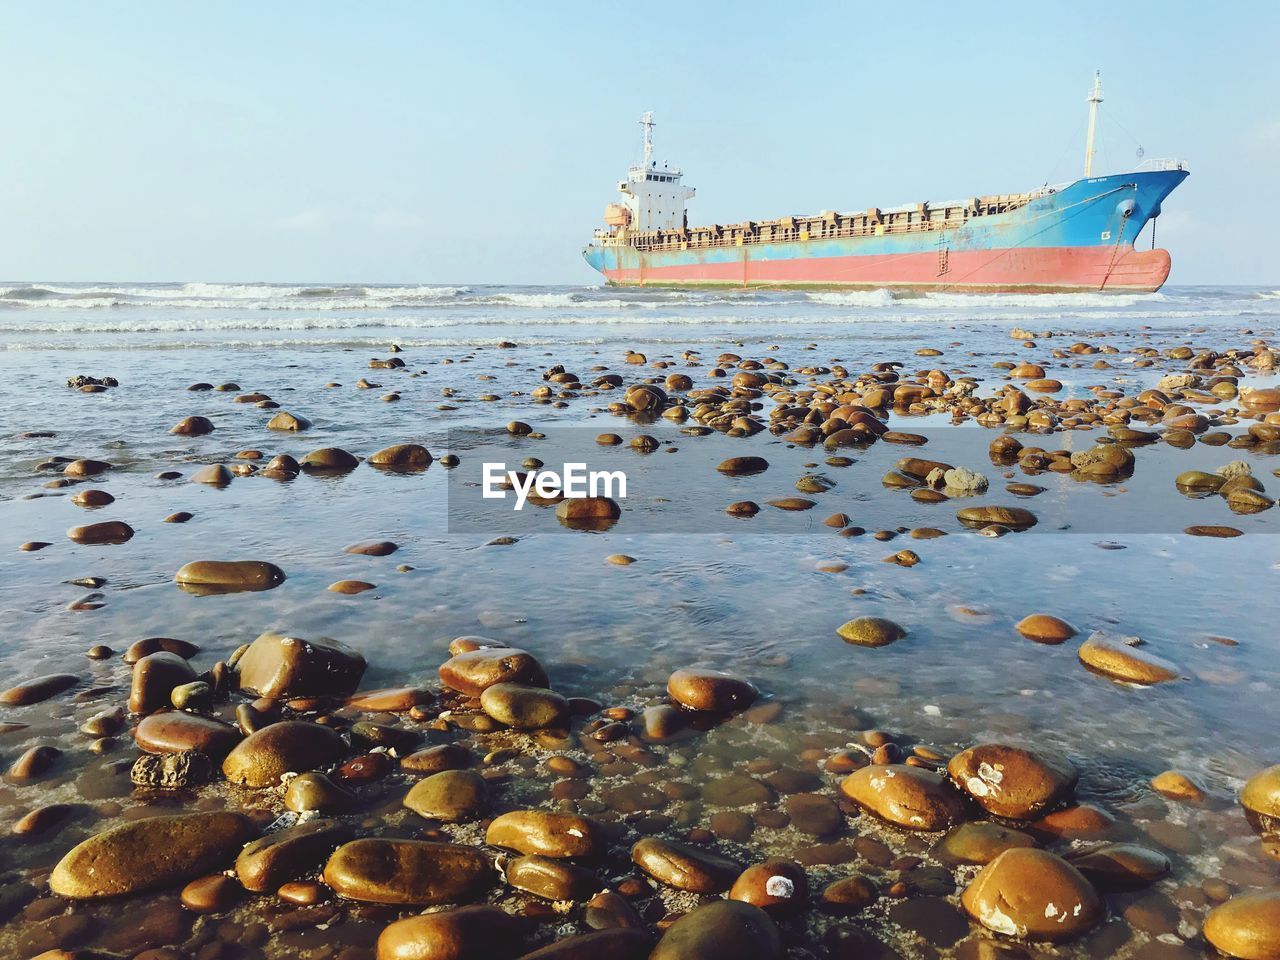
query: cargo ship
583 75 1188 293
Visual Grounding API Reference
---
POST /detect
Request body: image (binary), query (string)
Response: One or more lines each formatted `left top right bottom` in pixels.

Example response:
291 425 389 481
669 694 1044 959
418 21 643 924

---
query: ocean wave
6 283 1259 321
1 303 1270 336
914 291 1167 309
801 289 898 307
463 291 650 310
0 282 472 309
0 335 610 352
0 312 937 335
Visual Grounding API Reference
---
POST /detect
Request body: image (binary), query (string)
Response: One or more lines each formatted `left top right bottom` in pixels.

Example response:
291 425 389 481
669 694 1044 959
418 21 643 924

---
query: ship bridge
608 112 695 234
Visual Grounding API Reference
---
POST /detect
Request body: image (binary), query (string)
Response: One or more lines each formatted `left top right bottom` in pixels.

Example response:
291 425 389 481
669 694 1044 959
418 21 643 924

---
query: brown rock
190 464 233 487
300 447 359 471
956 506 1038 530
837 617 905 647
947 744 1077 819
666 668 758 712
821 875 879 913
263 454 300 478
1203 889 1280 960
284 772 355 813
236 818 354 892
401 744 473 774
729 857 808 913
704 774 775 807
171 415 215 436
323 839 493 905
935 822 1037 865
234 631 366 699
347 687 433 711
71 488 115 507
80 705 124 737
584 890 646 930
278 880 326 905
486 811 606 859
330 579 376 594
0 674 79 705
516 929 652 960
404 770 487 822
1014 614 1077 644
960 848 1102 941
376 905 519 960
480 683 569 729
642 704 686 740
13 803 80 836
64 457 110 476
266 411 312 431
785 793 843 836
49 812 255 898
368 444 433 470
649 900 781 960
1242 765 1280 824
67 520 134 544
7 745 61 781
1078 632 1180 684
1151 770 1208 804
129 652 197 714
124 637 200 663
840 764 965 830
180 874 241 913
221 720 345 787
1028 803 1117 841
1064 843 1169 889
505 854 600 900
174 559 286 594
631 836 741 893
130 751 213 789
345 539 399 556
135 712 240 758
1070 443 1136 477
555 496 622 529
439 647 548 697
717 456 770 475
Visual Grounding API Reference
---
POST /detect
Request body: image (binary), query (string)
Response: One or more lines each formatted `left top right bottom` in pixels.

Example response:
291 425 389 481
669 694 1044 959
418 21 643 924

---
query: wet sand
3 306 1280 959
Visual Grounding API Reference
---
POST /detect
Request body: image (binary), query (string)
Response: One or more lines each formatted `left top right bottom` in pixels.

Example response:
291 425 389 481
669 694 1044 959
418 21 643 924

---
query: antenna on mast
1084 71 1103 177
640 111 655 168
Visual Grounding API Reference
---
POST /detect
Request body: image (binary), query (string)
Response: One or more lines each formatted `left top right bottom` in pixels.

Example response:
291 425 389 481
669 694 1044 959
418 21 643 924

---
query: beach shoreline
2 284 1280 958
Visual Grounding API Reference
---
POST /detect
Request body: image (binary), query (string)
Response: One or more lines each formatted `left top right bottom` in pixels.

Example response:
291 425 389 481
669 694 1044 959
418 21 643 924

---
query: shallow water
2 282 1280 958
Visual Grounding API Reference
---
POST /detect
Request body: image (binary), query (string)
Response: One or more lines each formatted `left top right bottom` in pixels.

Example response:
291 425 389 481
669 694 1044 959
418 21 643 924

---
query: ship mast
1084 70 1103 177
640 111 655 168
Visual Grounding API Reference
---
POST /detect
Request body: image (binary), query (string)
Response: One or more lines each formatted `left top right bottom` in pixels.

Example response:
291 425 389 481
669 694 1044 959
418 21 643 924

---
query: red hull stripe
604 245 1171 292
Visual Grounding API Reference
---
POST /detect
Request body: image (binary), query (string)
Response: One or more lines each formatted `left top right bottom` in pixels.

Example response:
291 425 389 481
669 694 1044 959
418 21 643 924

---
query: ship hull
584 169 1188 294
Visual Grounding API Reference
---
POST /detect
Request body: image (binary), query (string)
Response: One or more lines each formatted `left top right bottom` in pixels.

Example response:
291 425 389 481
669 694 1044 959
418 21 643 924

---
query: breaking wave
0 282 472 310
1 283 1275 351
801 290 897 308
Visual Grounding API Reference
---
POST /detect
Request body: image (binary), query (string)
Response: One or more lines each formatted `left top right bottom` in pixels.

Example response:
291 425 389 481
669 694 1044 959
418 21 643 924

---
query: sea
1 281 1279 957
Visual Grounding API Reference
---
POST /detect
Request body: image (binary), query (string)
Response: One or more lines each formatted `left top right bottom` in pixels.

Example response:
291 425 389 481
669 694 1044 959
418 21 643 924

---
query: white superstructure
613 111 695 232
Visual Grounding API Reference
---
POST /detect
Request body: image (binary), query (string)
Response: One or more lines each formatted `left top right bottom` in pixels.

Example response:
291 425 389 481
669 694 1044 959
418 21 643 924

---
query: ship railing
1134 158 1189 172
1028 181 1071 198
623 191 1052 251
626 213 983 252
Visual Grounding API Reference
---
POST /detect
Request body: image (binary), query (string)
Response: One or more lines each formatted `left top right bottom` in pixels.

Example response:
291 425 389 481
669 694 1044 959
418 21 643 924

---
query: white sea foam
1 283 1275 351
0 282 472 311
914 291 1167 309
802 289 897 307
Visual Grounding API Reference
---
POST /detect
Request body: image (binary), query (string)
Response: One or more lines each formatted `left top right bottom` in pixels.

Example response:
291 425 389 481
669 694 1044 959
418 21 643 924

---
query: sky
1 1 1276 285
